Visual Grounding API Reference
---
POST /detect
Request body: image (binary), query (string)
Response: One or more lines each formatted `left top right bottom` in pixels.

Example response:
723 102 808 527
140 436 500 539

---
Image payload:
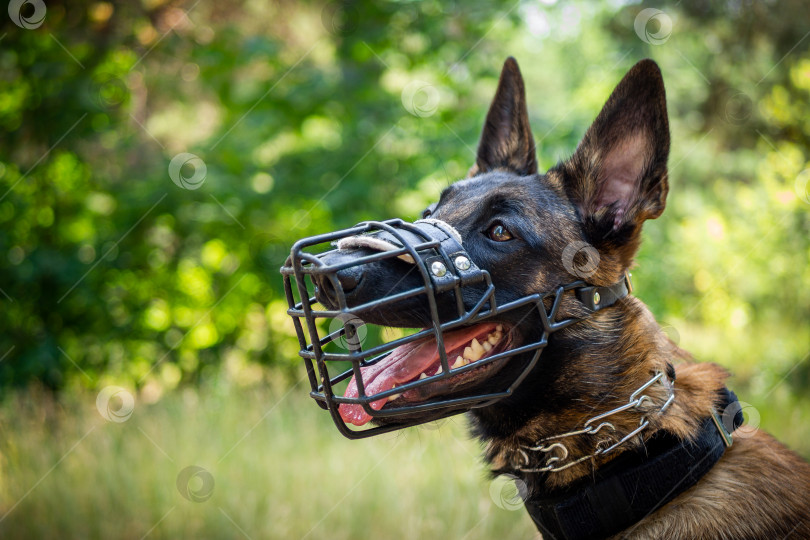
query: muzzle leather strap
523 388 743 540
336 219 486 293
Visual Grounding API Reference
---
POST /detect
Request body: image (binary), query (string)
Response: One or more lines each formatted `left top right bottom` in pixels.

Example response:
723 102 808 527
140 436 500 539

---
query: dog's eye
422 208 432 219
487 222 513 242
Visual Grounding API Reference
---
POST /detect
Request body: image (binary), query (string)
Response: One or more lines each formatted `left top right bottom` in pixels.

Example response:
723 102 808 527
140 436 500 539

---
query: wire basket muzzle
280 219 573 438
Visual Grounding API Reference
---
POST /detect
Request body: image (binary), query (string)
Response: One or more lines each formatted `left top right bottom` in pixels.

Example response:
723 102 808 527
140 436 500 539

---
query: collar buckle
624 270 633 294
710 408 734 447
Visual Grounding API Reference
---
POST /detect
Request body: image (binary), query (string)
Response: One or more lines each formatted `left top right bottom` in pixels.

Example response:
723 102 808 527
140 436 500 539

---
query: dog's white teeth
419 372 428 380
435 364 443 374
388 393 401 402
462 346 475 362
444 328 507 373
470 338 485 359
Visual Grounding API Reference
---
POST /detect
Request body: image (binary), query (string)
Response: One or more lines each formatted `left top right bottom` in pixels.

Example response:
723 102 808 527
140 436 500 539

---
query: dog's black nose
310 246 439 325
314 264 363 307
336 268 361 291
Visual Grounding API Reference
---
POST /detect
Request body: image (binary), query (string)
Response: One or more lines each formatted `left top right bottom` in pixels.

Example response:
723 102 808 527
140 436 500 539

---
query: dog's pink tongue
338 325 493 426
338 339 434 426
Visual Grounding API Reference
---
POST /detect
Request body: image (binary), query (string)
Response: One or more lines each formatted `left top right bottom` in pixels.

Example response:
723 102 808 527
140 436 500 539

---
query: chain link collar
515 371 675 473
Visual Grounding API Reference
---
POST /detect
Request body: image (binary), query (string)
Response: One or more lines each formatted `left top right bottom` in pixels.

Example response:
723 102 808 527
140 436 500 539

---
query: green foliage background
0 0 809 537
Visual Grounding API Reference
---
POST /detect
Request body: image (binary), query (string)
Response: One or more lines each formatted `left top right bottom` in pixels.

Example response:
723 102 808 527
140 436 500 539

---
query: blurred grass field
0 380 541 539
1 365 808 539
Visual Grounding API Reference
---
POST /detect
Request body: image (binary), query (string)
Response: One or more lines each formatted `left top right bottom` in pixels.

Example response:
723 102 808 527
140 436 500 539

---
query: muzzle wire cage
280 218 582 439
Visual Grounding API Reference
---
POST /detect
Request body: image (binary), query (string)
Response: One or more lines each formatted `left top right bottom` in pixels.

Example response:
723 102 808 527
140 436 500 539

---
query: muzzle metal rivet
431 261 447 277
593 291 601 305
454 255 471 271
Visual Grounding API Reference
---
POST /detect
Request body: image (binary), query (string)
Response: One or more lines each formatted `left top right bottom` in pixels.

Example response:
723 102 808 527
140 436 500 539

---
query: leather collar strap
575 272 633 312
524 388 743 540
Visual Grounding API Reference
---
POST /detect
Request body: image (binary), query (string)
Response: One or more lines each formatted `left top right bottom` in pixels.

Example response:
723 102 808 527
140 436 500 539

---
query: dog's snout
336 267 360 291
313 251 366 307
309 243 445 326
315 265 362 303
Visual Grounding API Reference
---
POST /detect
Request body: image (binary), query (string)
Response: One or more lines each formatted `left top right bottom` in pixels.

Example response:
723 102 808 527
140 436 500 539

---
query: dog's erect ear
469 57 537 177
560 59 670 237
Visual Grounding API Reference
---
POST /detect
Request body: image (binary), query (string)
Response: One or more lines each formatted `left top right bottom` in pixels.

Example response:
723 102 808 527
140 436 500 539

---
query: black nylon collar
523 389 743 540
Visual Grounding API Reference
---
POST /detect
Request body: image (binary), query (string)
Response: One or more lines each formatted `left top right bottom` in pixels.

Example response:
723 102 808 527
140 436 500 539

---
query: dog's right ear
469 57 537 177
562 60 670 228
556 59 670 274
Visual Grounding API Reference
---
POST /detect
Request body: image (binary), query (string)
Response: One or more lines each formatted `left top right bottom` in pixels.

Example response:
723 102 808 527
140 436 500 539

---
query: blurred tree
0 1 807 459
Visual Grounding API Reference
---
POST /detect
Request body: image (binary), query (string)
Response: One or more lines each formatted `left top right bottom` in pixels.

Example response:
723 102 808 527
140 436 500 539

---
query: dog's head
439 57 669 295
298 58 670 432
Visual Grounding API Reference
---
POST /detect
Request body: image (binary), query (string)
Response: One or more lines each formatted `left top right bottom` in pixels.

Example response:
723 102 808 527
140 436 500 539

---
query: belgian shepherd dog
303 58 810 538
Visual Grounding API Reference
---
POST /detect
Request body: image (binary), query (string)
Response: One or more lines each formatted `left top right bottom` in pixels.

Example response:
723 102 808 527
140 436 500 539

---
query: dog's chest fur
471 300 810 538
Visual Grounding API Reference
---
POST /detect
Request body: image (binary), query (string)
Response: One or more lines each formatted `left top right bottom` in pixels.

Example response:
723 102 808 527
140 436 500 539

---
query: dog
296 58 810 538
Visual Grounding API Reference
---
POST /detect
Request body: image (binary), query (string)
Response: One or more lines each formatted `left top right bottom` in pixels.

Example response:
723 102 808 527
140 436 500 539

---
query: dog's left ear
560 59 670 245
469 57 537 177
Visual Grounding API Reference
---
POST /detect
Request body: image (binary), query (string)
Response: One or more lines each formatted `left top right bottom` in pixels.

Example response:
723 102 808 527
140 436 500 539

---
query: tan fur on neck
484 298 810 537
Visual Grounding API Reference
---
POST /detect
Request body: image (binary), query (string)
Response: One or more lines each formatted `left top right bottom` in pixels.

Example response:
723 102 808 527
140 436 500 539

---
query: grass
0 381 539 540
1 362 808 539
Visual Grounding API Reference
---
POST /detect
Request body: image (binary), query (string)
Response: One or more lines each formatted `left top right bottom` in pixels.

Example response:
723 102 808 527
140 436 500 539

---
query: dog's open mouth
339 322 513 426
